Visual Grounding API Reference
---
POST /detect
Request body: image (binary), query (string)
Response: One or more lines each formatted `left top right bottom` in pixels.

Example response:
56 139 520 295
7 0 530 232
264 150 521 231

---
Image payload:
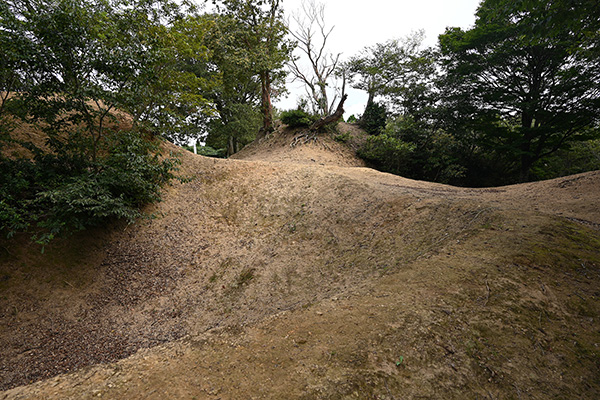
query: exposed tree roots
290 131 319 147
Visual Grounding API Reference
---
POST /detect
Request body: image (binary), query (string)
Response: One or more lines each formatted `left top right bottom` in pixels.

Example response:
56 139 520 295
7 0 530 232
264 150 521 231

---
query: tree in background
118 2 215 144
212 0 293 138
359 101 387 135
287 0 341 116
349 1 600 186
195 12 263 156
347 31 436 117
531 139 600 180
439 0 600 181
347 31 465 184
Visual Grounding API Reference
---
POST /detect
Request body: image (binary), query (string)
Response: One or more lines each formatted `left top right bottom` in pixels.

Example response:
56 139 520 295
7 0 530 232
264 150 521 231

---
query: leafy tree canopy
347 31 436 116
210 0 293 136
438 0 600 181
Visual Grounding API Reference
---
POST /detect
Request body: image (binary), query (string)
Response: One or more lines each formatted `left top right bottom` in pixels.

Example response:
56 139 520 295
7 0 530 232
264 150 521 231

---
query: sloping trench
1 151 599 398
1 153 494 390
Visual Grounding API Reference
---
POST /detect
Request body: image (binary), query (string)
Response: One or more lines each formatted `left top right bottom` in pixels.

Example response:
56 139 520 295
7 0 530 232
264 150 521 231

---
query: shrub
359 102 387 135
357 133 415 174
0 129 179 245
369 116 468 184
531 139 600 180
334 132 351 143
197 146 227 158
280 109 317 128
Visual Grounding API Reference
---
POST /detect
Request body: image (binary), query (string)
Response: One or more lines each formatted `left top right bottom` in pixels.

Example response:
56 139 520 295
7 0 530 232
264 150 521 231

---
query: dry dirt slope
1 126 600 399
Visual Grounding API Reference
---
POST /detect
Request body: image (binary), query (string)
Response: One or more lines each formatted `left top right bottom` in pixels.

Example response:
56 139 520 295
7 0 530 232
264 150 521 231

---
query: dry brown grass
1 126 599 399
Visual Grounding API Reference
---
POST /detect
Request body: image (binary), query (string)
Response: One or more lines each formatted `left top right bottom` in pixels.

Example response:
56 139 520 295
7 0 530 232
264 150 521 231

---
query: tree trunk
227 135 237 157
257 70 273 139
310 94 347 131
519 112 534 182
519 153 533 182
366 91 375 107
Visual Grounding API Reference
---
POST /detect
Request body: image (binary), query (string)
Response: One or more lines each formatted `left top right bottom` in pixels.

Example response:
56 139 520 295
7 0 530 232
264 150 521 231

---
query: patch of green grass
530 221 600 266
334 132 350 143
207 258 236 286
236 267 255 286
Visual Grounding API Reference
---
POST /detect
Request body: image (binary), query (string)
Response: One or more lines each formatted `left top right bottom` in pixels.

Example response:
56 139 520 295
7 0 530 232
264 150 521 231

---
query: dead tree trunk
309 93 347 131
290 93 348 147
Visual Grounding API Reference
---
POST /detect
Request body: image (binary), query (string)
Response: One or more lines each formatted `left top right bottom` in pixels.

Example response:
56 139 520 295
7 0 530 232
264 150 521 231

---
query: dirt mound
1 130 599 399
1 100 133 160
230 122 366 167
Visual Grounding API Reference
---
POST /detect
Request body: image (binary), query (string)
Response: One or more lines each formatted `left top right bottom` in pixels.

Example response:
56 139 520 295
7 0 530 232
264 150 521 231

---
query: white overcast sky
276 0 482 117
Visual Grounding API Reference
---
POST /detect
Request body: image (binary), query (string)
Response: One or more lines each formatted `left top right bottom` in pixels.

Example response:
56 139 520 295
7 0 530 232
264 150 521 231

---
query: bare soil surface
1 124 599 399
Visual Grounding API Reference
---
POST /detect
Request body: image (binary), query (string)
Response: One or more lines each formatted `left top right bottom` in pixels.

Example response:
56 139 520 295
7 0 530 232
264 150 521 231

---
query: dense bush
359 102 387 135
197 145 227 158
206 103 261 156
0 0 193 246
334 132 351 143
0 130 179 245
357 116 470 184
280 109 317 128
357 133 415 174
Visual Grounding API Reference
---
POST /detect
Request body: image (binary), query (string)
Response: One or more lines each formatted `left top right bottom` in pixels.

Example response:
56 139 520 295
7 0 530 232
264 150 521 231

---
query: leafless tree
288 0 342 116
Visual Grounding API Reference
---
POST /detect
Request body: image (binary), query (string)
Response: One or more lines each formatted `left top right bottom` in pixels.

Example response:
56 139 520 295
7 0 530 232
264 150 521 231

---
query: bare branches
287 0 341 116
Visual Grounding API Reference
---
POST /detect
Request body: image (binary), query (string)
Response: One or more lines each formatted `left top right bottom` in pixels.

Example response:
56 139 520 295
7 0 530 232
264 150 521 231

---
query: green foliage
197 7 291 154
357 133 415 175
532 139 600 180
349 1 600 186
334 132 350 143
211 0 293 133
347 31 436 113
385 116 468 184
347 115 358 124
0 0 213 146
0 157 36 237
197 146 227 158
357 115 468 184
206 102 261 156
280 109 317 128
122 9 215 144
0 131 179 244
438 0 600 181
359 102 387 135
0 0 188 244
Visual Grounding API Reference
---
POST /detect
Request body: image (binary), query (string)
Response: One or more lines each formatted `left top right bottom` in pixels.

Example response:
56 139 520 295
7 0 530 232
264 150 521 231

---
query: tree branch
310 93 346 131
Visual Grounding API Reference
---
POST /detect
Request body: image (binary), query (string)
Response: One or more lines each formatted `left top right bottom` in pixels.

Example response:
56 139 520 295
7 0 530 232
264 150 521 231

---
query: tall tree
212 0 292 137
115 0 214 144
199 12 263 155
347 30 435 116
439 0 600 181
